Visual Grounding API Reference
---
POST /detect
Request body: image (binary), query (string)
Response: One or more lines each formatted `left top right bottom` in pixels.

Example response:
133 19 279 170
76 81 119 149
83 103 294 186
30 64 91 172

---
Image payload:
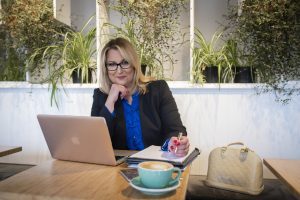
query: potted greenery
0 0 70 81
26 18 96 106
224 39 254 83
192 28 231 83
106 0 187 79
225 0 300 102
103 19 151 75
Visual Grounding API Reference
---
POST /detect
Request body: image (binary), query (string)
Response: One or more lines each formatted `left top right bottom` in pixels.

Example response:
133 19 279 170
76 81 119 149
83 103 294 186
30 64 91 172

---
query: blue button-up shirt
122 92 145 150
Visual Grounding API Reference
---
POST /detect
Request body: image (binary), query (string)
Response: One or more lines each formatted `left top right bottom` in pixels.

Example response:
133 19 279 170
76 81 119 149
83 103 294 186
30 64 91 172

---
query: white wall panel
1 82 299 178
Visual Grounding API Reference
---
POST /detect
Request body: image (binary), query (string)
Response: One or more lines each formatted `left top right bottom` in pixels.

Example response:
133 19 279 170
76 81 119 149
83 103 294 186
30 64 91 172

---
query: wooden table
0 159 190 199
264 159 300 198
0 146 22 157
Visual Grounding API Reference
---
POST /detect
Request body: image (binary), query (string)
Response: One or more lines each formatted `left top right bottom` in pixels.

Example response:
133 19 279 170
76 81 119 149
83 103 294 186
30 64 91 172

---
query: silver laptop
37 114 127 166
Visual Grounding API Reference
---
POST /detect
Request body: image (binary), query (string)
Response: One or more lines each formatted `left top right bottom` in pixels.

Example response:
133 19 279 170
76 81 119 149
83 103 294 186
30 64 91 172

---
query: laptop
37 114 127 166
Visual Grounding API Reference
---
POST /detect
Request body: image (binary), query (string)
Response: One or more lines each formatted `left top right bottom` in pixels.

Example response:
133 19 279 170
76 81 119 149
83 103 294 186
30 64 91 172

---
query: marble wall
0 82 300 177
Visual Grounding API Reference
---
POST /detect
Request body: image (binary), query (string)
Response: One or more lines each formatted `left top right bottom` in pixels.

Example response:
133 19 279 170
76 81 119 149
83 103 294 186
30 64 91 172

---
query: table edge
263 159 300 198
0 146 22 157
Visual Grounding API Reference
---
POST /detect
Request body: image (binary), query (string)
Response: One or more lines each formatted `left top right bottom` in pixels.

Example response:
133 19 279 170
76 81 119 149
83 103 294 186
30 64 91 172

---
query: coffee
139 161 172 170
138 161 181 189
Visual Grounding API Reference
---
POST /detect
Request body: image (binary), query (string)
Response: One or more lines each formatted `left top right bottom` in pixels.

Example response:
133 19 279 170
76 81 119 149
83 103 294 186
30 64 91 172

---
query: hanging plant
106 0 187 79
0 0 70 81
225 0 300 103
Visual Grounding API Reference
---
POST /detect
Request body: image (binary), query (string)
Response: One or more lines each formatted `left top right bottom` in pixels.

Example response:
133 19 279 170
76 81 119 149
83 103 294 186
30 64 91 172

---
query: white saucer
129 177 180 195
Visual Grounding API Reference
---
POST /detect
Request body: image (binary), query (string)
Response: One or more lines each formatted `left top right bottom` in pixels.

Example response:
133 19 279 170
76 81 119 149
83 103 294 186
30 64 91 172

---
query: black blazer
91 80 187 149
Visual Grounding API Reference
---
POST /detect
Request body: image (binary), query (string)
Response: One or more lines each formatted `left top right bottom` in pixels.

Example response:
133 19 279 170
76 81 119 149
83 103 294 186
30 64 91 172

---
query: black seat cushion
186 175 298 200
0 163 34 181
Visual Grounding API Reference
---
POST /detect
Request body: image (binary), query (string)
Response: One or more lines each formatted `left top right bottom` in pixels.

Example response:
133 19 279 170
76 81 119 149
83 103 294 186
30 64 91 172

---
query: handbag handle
223 142 249 152
226 142 245 147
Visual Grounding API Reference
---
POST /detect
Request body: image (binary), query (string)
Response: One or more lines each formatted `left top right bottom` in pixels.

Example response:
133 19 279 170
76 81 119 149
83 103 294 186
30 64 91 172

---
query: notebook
37 114 127 166
126 145 201 170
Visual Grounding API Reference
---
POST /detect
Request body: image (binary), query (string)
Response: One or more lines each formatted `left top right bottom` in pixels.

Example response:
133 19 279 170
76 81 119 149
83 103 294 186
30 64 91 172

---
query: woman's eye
121 60 129 65
107 63 116 67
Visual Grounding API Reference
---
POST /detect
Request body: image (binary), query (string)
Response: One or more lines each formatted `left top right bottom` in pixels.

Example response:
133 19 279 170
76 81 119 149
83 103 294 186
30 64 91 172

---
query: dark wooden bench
186 175 298 200
0 163 34 181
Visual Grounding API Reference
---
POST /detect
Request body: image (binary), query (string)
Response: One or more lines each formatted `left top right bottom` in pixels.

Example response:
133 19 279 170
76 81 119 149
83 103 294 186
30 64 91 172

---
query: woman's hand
168 136 190 157
105 84 129 113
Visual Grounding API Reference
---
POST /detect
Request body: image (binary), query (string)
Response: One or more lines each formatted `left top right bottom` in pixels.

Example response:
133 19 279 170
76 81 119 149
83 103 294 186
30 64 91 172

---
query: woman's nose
116 65 124 73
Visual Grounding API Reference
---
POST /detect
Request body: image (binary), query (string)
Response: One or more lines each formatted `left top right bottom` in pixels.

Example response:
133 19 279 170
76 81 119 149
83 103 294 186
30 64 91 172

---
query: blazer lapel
114 99 127 148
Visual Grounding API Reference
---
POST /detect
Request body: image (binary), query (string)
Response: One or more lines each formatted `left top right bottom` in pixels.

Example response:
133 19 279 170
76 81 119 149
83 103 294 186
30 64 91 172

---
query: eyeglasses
105 60 130 71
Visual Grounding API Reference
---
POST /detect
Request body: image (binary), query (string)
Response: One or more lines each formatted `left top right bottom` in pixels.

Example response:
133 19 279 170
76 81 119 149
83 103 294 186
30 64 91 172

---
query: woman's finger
168 136 190 157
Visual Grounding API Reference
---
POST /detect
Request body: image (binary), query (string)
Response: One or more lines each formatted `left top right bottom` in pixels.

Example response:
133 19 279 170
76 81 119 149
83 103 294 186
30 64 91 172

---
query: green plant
0 47 26 81
104 19 173 77
0 0 70 81
0 25 26 81
108 0 187 79
27 18 97 107
225 0 300 103
224 39 243 67
223 38 254 81
192 29 231 83
103 20 151 74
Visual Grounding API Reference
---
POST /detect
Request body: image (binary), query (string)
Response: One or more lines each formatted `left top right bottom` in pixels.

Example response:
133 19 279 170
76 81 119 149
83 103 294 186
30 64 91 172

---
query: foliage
27 19 97 106
0 50 26 81
223 38 255 82
192 29 232 83
225 0 300 103
0 0 70 81
0 25 26 81
108 0 187 79
103 20 153 74
224 39 247 67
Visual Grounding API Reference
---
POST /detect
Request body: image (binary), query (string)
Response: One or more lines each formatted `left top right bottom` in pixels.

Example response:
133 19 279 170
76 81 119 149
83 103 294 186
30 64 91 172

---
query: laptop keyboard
115 156 125 161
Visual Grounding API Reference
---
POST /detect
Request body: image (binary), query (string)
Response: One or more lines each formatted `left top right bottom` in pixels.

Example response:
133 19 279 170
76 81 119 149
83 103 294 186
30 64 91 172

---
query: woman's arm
157 80 190 156
91 88 115 135
158 80 187 138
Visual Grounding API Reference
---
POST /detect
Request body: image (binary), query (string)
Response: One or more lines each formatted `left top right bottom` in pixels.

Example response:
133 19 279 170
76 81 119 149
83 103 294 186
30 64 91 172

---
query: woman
91 37 189 157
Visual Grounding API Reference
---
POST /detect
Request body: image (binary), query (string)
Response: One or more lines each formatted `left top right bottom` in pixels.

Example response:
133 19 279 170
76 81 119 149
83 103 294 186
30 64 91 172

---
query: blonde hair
99 37 153 94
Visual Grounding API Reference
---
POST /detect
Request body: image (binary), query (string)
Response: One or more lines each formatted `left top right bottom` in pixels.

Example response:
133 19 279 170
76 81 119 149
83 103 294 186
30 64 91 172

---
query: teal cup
137 161 182 189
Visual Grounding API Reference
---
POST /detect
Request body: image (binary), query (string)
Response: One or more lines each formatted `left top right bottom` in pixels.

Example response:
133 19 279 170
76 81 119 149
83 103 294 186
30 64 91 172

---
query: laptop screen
37 114 126 166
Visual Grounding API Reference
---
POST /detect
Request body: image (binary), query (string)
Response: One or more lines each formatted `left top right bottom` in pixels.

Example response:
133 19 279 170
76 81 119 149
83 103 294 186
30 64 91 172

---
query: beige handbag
205 142 264 195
